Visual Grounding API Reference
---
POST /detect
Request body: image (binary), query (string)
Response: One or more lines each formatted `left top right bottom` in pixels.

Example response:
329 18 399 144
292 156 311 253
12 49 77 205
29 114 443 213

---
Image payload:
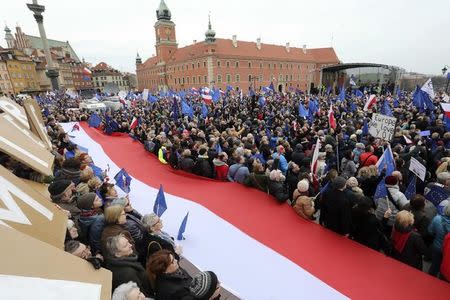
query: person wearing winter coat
105 234 153 298
179 149 195 173
76 192 105 254
428 204 450 276
243 160 269 193
385 175 409 209
320 176 352 236
101 205 135 255
271 145 288 175
293 196 316 221
268 169 289 203
340 150 357 179
227 156 249 183
147 249 193 300
192 148 213 178
391 210 430 270
212 152 229 181
290 144 305 167
403 195 435 246
286 162 301 200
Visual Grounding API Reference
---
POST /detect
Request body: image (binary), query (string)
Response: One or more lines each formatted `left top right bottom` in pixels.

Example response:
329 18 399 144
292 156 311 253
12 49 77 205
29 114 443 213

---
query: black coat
105 255 153 297
321 189 352 235
351 209 383 250
155 268 194 300
144 232 179 261
268 180 289 203
392 228 430 270
192 157 213 178
290 150 305 167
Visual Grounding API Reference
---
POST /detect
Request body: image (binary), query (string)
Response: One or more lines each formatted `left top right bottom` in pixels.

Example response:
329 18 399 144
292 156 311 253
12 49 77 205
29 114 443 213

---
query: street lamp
442 65 449 93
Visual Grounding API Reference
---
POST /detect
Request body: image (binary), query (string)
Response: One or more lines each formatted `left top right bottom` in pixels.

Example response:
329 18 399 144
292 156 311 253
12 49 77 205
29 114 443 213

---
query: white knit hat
297 179 309 192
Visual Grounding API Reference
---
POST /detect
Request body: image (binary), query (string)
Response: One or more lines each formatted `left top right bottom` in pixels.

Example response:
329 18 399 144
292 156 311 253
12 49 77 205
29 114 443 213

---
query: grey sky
2 0 450 75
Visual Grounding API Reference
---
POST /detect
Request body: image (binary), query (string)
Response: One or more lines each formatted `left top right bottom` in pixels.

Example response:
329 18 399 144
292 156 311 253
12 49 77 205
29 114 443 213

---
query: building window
217 60 221 67
235 61 239 68
279 74 283 81
187 77 190 84
259 74 263 82
217 74 222 83
226 74 231 83
204 75 207 83
192 63 195 69
235 74 240 83
259 63 262 69
197 62 200 68
290 74 293 81
226 61 230 68
182 78 185 84
248 75 252 82
285 74 289 81
298 74 301 81
203 61 206 68
193 76 196 84
280 64 283 69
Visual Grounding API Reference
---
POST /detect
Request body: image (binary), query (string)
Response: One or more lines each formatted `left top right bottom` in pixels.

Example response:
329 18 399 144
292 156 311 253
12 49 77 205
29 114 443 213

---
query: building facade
0 59 13 96
136 0 340 93
0 49 39 94
92 62 130 92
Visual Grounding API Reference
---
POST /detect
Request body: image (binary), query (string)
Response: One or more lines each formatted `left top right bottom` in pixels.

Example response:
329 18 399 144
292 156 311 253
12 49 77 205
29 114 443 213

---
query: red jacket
359 152 378 167
214 164 229 181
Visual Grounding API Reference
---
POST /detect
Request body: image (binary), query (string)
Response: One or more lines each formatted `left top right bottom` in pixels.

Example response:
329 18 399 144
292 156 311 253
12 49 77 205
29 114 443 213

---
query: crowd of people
2 84 450 298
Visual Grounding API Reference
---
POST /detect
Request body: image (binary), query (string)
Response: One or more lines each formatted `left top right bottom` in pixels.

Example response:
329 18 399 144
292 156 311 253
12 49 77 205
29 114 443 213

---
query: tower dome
156 0 171 21
205 15 216 43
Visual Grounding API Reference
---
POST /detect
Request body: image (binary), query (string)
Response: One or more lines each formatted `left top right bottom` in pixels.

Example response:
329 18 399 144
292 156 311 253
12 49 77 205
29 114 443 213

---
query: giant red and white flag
363 94 377 111
328 104 336 129
62 122 450 300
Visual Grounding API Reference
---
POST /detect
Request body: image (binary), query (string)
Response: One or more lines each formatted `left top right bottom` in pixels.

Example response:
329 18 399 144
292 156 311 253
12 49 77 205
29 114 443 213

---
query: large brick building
136 0 340 93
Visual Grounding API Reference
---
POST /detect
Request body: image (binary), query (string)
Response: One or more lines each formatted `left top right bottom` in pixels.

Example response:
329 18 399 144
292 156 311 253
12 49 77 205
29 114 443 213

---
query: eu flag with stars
425 184 449 208
404 176 417 201
114 168 132 194
153 184 167 217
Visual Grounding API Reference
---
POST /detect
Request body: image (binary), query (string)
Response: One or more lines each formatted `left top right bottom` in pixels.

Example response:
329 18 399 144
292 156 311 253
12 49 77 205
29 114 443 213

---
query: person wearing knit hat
48 180 74 203
55 157 82 184
77 192 102 211
189 271 220 300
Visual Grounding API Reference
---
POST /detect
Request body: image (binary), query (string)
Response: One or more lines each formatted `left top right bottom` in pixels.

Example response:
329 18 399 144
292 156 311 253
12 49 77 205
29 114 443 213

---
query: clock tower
154 0 177 64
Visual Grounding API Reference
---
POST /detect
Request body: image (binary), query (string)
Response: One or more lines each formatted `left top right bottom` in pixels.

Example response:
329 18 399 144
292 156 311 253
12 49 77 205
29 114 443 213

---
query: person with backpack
428 204 450 277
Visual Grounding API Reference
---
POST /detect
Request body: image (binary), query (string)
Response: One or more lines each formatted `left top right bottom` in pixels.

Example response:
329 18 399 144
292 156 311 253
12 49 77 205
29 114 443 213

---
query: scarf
391 227 412 253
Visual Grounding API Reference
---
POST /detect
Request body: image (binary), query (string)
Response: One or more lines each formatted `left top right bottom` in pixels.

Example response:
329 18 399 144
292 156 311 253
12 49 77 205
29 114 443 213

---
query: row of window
168 73 308 85
8 64 32 71
13 81 36 88
0 82 12 90
140 61 315 77
0 74 9 80
9 72 35 80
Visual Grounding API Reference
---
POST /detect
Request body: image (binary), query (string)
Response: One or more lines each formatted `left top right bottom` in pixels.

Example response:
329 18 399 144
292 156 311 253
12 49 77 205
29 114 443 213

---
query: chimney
302 44 307 54
193 40 197 44
256 38 261 50
286 42 290 52
232 35 237 48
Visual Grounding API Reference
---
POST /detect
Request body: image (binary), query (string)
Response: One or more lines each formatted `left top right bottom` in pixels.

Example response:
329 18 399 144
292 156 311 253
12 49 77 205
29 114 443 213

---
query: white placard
409 157 426 181
0 275 101 300
368 113 397 141
142 89 149 101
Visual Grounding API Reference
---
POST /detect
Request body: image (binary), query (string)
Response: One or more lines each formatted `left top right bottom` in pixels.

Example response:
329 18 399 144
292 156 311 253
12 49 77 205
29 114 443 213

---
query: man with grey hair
112 281 152 300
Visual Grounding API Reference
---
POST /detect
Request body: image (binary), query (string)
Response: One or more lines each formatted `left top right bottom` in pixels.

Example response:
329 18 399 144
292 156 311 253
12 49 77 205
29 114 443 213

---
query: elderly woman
112 281 150 300
146 250 193 299
101 204 135 255
391 210 430 270
105 234 153 298
142 213 181 260
268 169 289 203
179 149 195 173
213 152 229 181
293 196 316 220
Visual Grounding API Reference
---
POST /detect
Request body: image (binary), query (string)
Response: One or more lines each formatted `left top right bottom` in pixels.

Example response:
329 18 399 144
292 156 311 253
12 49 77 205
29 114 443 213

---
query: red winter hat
385 175 398 186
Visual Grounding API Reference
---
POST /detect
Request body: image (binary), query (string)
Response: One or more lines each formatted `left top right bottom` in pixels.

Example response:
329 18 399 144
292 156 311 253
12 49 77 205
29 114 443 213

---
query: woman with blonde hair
391 210 430 270
101 205 135 255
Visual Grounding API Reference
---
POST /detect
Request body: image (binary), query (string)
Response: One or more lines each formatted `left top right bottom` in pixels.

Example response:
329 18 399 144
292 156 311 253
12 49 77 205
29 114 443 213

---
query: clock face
165 28 171 35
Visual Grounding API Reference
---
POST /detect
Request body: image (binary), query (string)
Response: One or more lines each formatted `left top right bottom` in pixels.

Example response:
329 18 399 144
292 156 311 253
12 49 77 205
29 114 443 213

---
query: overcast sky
2 0 450 75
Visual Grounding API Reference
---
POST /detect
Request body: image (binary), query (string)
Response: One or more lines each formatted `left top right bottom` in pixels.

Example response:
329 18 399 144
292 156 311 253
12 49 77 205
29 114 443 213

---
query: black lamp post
442 65 449 93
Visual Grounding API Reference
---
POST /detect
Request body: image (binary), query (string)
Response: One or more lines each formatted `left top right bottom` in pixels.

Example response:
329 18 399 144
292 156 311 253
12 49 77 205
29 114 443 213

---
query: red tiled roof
93 62 110 70
139 39 339 69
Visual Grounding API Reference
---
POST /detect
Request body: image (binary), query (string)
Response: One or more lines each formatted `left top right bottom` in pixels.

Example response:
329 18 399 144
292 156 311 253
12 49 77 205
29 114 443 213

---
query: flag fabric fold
114 168 132 193
177 212 189 240
153 184 168 217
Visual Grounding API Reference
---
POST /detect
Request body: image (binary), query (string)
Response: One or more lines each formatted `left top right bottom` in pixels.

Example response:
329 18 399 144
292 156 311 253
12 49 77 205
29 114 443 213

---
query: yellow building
1 49 39 94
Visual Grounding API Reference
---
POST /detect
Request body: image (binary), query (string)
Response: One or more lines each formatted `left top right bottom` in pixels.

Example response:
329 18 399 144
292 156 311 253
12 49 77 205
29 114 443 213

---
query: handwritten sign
368 113 397 141
409 157 426 181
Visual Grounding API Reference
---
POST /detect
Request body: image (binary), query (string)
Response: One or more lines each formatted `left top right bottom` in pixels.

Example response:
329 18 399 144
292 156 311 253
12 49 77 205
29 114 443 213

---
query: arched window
235 74 240 83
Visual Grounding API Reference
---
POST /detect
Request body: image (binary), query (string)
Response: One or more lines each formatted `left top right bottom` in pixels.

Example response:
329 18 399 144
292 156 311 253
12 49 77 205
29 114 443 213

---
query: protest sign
409 157 426 181
368 113 397 141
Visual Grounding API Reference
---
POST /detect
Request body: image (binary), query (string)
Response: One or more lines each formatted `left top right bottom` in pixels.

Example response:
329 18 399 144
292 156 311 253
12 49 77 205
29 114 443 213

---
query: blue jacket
79 213 105 254
428 214 450 250
272 153 288 175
